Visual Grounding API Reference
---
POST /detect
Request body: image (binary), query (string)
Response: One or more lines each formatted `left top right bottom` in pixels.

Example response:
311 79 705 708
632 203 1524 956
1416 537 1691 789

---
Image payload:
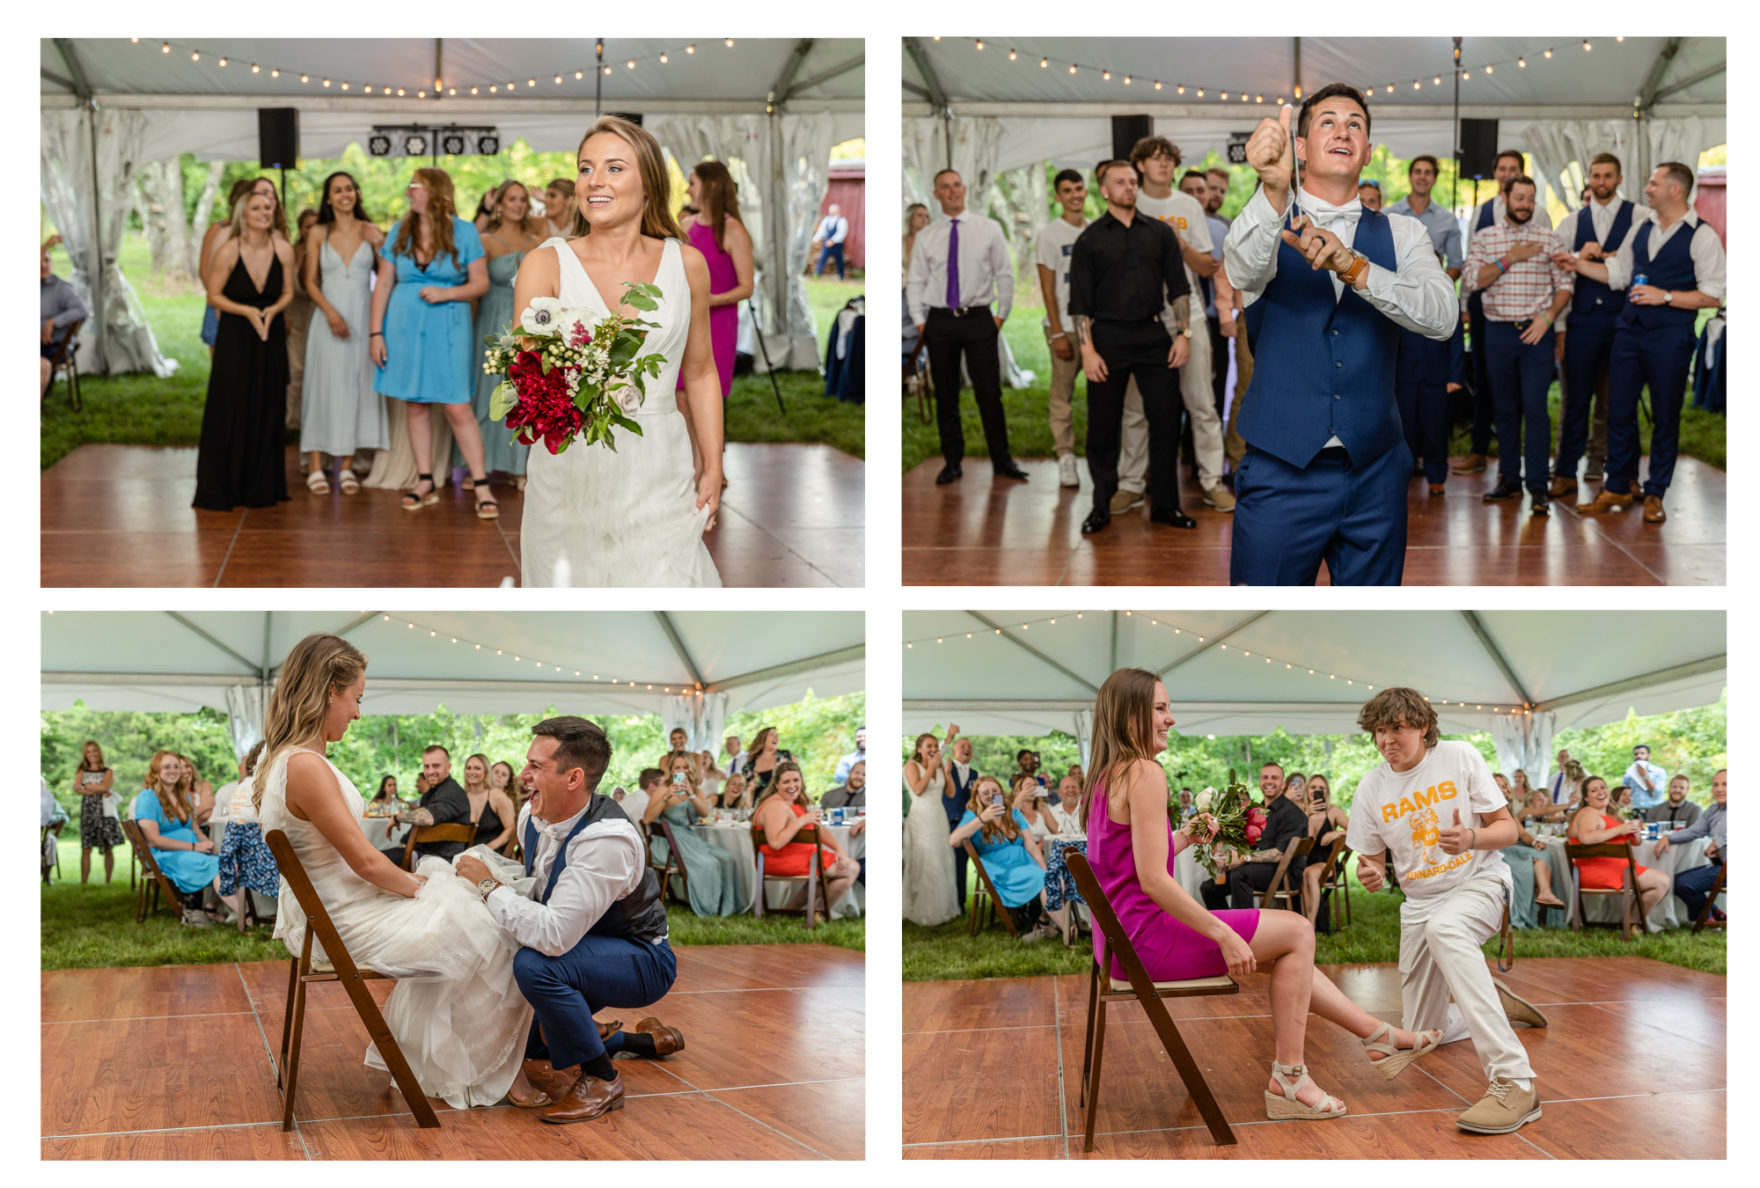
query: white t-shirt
1346 740 1512 922
1034 217 1087 328
1136 188 1213 320
622 787 651 828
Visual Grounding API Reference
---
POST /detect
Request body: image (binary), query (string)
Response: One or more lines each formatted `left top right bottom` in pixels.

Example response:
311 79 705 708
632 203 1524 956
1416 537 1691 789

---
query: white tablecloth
692 821 864 919
1576 835 1712 930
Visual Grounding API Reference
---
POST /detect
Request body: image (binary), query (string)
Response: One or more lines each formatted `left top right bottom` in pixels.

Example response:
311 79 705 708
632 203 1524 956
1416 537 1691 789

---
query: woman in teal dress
459 179 541 488
643 751 741 916
949 773 1063 940
367 167 498 520
134 750 231 927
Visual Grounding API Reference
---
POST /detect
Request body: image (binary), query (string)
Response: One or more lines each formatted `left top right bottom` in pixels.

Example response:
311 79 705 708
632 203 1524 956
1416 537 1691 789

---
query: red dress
760 802 837 877
1570 812 1649 889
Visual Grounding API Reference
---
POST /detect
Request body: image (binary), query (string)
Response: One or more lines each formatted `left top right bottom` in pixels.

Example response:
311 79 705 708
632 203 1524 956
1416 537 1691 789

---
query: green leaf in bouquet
610 411 643 436
488 381 518 421
620 281 662 312
608 335 640 367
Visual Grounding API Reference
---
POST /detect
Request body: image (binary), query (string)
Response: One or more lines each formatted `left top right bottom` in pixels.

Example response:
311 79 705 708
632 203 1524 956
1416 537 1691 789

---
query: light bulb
975 40 984 50
659 54 668 64
1518 57 1526 68
725 37 734 47
1040 56 1049 68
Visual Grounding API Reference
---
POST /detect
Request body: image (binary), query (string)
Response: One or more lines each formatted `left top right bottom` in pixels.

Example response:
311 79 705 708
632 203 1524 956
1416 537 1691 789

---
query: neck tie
946 217 961 309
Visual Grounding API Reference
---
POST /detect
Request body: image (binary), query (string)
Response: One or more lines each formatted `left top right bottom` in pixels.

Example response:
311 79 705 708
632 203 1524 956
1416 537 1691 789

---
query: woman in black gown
194 190 296 511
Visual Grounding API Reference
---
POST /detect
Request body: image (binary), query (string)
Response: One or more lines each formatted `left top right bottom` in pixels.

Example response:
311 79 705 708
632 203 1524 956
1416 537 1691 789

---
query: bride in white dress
253 633 532 1109
512 115 722 588
903 730 960 926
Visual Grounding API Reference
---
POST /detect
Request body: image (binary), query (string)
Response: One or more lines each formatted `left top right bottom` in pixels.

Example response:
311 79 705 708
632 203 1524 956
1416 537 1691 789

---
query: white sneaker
1057 454 1080 488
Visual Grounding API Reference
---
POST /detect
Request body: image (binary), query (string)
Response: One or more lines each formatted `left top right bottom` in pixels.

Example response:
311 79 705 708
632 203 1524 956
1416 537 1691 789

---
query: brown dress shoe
1578 488 1634 514
510 1058 582 1108
634 1016 686 1056
541 1071 625 1124
1452 453 1488 474
1643 495 1667 523
1428 483 1446 497
1547 475 1578 498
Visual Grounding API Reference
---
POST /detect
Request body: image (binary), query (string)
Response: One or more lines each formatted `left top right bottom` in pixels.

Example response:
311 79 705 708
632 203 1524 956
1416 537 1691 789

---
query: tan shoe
510 1058 581 1108
1577 488 1634 514
1109 489 1142 513
541 1071 625 1124
1203 484 1236 512
1429 483 1446 497
1643 495 1667 523
1452 453 1488 474
1494 979 1549 1028
634 1016 686 1056
1456 1078 1541 1134
1547 475 1578 498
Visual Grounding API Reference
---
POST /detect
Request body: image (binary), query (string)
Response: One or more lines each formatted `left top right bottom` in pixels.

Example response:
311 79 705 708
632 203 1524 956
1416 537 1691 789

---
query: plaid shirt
1464 219 1573 323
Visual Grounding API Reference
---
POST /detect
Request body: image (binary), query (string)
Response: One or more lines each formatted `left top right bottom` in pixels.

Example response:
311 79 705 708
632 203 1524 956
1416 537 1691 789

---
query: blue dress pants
1671 861 1723 920
1484 320 1556 493
816 242 845 279
1605 322 1696 498
1556 313 1616 477
514 934 677 1069
1230 442 1411 586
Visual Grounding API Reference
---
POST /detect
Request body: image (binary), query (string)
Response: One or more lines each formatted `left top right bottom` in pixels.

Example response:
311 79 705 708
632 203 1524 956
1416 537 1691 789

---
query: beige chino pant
1119 298 1222 493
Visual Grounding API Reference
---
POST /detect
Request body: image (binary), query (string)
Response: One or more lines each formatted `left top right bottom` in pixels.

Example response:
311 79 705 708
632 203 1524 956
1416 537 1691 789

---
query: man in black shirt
1201 761 1308 909
1069 160 1196 535
379 744 474 865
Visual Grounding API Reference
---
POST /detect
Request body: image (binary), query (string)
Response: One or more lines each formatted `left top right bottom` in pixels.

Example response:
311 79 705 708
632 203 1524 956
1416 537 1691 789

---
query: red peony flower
1245 824 1263 845
1247 806 1268 828
503 349 583 453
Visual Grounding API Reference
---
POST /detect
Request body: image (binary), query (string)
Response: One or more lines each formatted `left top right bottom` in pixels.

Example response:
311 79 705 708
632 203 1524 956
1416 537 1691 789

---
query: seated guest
1299 774 1351 929
822 760 867 810
1645 775 1702 829
214 742 280 917
1177 787 1197 818
490 760 526 818
376 745 473 865
135 750 234 927
1067 763 1086 789
833 727 866 785
1613 786 1636 815
365 774 407 849
1520 789 1568 826
41 241 89 396
950 774 1061 941
718 771 751 813
1201 762 1308 911
180 754 216 827
1011 773 1061 844
1568 776 1670 922
625 768 661 831
1654 768 1726 921
610 787 625 803
41 776 68 883
1285 773 1308 812
741 726 794 798
1049 775 1085 835
462 753 517 854
1503 787 1566 927
1510 769 1535 802
645 750 740 916
699 750 725 803
754 761 860 912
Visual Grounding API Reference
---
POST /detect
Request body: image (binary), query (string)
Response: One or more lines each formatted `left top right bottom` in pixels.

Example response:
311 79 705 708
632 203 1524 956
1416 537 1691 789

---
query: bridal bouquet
1178 768 1270 880
485 282 668 455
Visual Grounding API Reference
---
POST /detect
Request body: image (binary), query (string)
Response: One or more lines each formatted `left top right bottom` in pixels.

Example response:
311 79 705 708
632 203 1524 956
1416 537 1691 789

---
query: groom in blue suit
455 716 683 1123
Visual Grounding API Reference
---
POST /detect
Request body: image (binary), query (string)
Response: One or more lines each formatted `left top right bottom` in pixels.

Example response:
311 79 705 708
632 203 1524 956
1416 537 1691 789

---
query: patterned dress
77 769 123 850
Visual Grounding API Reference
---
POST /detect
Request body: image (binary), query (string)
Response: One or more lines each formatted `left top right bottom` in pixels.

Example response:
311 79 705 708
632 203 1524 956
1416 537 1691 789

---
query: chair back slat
1259 835 1316 909
398 822 479 870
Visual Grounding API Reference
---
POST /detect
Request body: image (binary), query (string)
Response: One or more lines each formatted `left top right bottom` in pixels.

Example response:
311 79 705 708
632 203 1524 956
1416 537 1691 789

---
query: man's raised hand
1280 215 1353 273
1358 857 1386 892
1438 809 1474 855
1246 105 1296 206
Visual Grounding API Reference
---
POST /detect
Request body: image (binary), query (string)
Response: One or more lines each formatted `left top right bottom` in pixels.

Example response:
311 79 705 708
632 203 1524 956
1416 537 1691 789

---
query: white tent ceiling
42 611 864 718
903 610 1725 738
903 36 1725 169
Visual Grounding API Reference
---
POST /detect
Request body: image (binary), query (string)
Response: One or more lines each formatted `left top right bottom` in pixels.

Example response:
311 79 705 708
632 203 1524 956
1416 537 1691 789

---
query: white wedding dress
256 748 533 1109
520 237 721 588
903 763 961 926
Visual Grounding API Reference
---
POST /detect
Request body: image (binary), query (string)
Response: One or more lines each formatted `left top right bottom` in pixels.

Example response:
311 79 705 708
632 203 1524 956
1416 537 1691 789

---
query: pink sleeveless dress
680 218 738 398
1085 777 1259 980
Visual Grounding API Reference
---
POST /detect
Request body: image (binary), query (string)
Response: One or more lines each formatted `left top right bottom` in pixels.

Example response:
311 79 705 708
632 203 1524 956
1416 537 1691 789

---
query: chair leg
1141 1002 1237 1146
1078 962 1100 1109
278 957 300 1090
282 973 308 1131
339 971 440 1128
967 890 979 937
1083 992 1107 1152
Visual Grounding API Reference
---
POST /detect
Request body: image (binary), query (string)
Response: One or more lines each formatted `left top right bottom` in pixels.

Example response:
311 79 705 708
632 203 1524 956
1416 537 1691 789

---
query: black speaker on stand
259 108 299 208
1111 114 1153 164
1458 118 1499 179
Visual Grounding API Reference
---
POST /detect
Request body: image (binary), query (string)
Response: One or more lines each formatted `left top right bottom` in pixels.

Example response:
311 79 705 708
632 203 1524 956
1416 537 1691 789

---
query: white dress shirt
814 214 849 245
906 210 1015 326
1602 209 1726 302
485 801 652 957
1556 196 1653 255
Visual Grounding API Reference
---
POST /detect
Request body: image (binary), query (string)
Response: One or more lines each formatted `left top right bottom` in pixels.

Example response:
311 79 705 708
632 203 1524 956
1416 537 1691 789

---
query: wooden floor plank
43 964 253 1022
901 1027 1062 1144
903 976 1058 1033
1076 1110 1554 1160
905 1137 1067 1160
43 1126 308 1160
713 1077 866 1160
1519 1090 1725 1160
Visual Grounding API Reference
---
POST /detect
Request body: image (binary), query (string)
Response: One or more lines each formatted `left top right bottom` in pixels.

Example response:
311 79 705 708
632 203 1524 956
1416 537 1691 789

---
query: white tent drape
777 111 836 370
1523 119 1641 214
1073 709 1094 768
658 691 729 756
224 684 266 760
40 108 177 378
1491 712 1556 795
1647 116 1704 180
660 695 695 752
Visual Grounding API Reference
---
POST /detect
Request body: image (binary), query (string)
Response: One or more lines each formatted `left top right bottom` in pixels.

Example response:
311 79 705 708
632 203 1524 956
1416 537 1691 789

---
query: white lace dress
520 236 721 588
256 747 533 1109
903 763 961 926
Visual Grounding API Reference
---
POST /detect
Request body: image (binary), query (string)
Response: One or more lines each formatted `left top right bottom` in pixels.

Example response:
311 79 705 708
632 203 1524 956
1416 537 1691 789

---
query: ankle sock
619 1031 658 1058
582 1054 617 1082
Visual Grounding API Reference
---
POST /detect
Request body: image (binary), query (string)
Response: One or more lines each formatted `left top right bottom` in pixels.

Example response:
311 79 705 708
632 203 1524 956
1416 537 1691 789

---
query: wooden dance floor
902 956 1724 1159
902 455 1725 585
42 944 863 1160
41 442 863 588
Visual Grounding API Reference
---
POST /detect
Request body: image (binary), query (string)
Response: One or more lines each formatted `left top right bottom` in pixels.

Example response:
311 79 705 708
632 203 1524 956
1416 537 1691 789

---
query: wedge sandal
1361 1021 1444 1080
1265 1062 1346 1121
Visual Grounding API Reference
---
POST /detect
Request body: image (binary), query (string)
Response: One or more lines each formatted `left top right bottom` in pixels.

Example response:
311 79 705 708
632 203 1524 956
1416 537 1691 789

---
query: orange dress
759 802 838 877
1569 812 1649 889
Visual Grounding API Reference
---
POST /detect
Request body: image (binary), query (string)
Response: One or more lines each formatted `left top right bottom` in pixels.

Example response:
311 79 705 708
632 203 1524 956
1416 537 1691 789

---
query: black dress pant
925 306 1011 468
1086 319 1181 515
1198 861 1291 910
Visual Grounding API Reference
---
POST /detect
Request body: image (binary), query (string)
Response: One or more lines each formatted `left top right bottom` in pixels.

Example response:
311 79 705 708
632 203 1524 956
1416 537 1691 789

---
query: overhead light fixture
367 134 391 157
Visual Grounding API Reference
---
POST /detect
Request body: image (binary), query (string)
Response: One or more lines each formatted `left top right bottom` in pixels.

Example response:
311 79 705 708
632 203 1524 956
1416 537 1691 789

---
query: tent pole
87 102 105 372
1451 37 1462 211
769 106 788 371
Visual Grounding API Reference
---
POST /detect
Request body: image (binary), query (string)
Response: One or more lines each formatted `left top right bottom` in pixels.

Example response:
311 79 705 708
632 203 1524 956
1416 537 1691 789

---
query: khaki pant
1225 320 1254 465
1398 869 1534 1084
1043 323 1081 458
1120 298 1222 493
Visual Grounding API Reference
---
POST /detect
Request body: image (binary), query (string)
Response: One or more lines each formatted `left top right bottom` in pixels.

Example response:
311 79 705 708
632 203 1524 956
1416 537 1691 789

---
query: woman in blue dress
643 751 742 916
949 773 1063 941
367 167 498 520
134 750 233 927
458 179 541 489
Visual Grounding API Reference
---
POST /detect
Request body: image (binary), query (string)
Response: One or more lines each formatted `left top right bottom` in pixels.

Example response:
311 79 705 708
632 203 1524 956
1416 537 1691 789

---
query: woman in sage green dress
643 751 741 916
461 180 541 488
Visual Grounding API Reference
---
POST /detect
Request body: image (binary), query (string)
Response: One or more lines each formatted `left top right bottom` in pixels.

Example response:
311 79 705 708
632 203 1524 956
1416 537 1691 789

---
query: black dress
193 252 290 510
471 796 505 850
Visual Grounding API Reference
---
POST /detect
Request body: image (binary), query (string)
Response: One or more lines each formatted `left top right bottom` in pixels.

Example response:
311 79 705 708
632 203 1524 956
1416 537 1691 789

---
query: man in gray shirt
41 239 88 395
1643 774 1702 829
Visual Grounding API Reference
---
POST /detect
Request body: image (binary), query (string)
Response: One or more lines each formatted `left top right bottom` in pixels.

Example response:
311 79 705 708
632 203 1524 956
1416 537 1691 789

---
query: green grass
41 236 865 470
902 860 1724 982
901 301 1725 473
40 837 861 972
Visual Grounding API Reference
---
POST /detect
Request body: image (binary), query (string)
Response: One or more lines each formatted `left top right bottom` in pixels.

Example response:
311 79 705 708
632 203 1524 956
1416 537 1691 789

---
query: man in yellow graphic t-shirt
1346 688 1551 1136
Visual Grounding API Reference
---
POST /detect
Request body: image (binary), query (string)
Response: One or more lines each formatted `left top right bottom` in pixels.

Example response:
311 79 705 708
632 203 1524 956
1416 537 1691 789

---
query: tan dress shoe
1643 495 1667 523
510 1058 582 1108
1452 453 1488 474
1428 483 1446 497
1577 488 1634 514
542 1072 626 1124
1547 475 1578 498
634 1016 686 1056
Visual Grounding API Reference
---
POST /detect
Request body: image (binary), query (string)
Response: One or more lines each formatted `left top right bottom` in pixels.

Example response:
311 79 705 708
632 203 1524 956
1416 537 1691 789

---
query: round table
1574 834 1712 930
691 820 864 919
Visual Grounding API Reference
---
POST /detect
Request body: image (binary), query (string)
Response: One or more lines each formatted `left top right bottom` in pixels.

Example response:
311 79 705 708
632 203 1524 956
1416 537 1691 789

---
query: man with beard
1069 159 1194 535
1462 176 1574 516
1223 86 1455 584
1387 155 1467 493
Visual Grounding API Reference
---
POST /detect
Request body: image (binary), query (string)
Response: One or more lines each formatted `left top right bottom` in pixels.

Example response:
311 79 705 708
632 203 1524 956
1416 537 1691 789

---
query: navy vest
522 795 668 945
1618 220 1700 332
943 764 975 829
1466 200 1497 315
1242 207 1404 467
1570 200 1634 321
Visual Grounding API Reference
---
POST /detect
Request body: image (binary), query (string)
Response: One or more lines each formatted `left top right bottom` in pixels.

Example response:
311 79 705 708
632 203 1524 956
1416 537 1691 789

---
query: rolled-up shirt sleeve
906 229 931 326
1067 230 1094 320
1363 217 1457 340
485 819 646 956
987 221 1015 320
1222 185 1287 299
1162 227 1191 306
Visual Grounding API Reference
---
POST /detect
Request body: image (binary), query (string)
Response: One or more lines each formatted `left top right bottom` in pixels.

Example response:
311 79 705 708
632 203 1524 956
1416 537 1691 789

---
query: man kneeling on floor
1345 687 1550 1135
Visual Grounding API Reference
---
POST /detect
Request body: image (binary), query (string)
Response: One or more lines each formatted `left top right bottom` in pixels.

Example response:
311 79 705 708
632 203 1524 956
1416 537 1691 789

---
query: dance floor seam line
236 962 281 1080
902 1133 1066 1148
213 516 245 588
1051 974 1071 1160
699 1090 834 1160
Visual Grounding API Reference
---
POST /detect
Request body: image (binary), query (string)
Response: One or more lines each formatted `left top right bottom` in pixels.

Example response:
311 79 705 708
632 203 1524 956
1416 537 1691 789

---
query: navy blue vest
1618 220 1700 332
1570 200 1634 321
1466 200 1497 315
522 795 668 945
943 764 975 829
1242 207 1404 468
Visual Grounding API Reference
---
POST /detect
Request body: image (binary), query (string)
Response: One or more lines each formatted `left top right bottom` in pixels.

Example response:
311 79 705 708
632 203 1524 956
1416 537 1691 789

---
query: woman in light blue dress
457 179 540 488
644 751 742 916
949 773 1060 939
300 172 388 494
134 750 231 927
368 167 498 519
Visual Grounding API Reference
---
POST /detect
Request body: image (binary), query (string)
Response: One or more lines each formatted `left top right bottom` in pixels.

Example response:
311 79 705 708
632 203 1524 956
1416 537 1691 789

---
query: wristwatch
1337 250 1371 287
477 876 500 902
1179 328 1193 339
1662 291 1675 305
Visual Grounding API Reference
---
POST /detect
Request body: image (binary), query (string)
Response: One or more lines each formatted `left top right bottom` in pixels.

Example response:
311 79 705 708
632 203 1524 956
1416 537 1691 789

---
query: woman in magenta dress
1081 667 1445 1120
678 160 754 400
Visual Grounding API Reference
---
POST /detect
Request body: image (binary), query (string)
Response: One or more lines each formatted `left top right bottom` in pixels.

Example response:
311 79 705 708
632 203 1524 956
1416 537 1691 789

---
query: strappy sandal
401 474 439 510
1265 1061 1347 1121
460 475 475 491
473 478 499 520
306 469 330 495
338 468 360 494
1361 1021 1444 1081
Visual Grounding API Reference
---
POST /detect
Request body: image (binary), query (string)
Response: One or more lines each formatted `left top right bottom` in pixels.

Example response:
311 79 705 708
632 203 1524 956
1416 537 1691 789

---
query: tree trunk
136 160 193 282
187 160 225 277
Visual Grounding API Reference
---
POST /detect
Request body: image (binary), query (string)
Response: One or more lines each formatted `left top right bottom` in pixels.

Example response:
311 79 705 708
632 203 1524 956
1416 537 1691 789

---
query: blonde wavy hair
569 116 684 241
227 190 278 242
664 749 703 797
252 633 368 810
1080 667 1164 831
485 178 539 239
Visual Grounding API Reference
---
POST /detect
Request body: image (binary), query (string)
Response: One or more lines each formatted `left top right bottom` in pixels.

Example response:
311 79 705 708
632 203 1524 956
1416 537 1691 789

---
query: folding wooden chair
1066 850 1238 1149
1258 836 1316 911
649 818 691 905
1316 843 1353 931
120 819 186 923
962 839 1019 938
751 822 832 929
1565 842 1643 941
1691 861 1727 935
263 829 440 1131
42 316 84 411
397 822 478 870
